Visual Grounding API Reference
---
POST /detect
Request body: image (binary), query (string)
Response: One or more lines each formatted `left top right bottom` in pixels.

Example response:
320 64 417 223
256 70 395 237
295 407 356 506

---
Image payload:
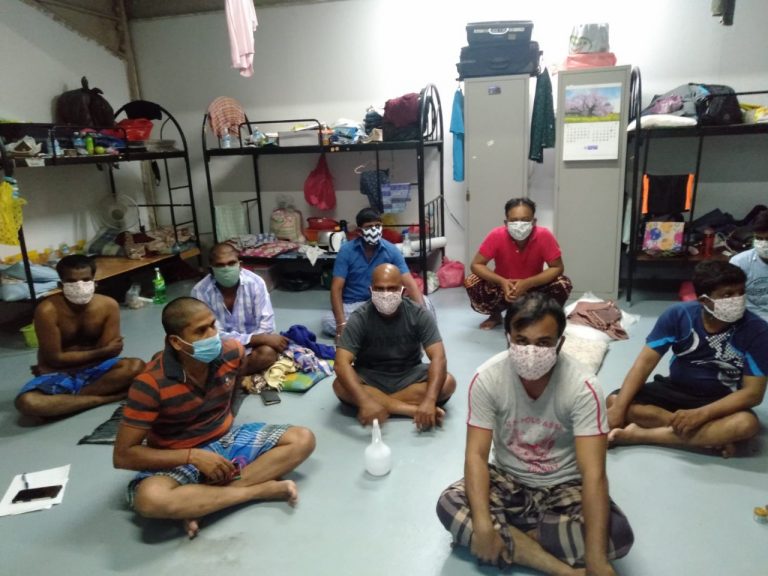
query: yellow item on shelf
0 180 26 246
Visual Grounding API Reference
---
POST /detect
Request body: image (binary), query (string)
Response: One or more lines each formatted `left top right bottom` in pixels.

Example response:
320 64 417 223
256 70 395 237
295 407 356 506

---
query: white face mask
62 280 95 305
753 238 768 259
362 225 383 246
507 341 559 380
370 288 403 315
507 221 533 242
702 294 746 323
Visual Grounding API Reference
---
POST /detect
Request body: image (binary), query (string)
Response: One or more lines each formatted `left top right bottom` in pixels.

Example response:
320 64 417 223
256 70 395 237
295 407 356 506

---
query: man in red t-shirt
465 198 572 329
113 297 315 539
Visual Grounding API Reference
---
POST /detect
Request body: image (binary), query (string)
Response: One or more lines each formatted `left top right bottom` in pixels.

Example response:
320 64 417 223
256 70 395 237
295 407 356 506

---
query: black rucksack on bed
55 76 116 128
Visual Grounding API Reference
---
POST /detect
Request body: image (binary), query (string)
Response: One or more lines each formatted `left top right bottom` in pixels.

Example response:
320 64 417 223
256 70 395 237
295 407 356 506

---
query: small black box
466 21 533 46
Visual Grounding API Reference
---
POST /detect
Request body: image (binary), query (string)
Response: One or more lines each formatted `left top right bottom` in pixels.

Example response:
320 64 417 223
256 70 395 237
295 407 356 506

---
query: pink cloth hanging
225 0 258 77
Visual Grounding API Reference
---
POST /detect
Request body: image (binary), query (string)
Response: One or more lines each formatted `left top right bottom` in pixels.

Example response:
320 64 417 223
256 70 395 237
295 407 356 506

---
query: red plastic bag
409 272 425 296
437 258 465 288
304 155 336 210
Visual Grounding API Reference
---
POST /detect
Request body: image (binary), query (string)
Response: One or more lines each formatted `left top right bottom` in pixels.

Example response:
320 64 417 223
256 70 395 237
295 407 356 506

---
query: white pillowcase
627 114 697 131
561 334 609 375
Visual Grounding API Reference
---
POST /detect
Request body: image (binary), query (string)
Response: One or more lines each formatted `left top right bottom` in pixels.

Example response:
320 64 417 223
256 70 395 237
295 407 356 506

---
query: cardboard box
278 130 320 147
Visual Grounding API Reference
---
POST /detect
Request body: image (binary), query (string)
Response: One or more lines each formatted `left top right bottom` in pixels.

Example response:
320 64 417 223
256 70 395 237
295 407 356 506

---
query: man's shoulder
475 351 509 381
729 249 753 268
92 293 119 311
239 268 267 288
191 274 215 295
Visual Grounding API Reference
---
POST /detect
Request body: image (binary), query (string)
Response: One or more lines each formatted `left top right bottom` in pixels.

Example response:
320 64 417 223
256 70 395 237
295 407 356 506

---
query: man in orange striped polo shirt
113 297 315 539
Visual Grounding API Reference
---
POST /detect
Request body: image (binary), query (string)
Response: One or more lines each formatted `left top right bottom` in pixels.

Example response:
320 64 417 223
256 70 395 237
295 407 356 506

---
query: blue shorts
126 422 289 507
18 357 121 397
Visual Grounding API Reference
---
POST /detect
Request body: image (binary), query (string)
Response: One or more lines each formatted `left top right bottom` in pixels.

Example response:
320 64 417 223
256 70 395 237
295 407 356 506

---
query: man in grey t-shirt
437 293 633 574
333 264 455 429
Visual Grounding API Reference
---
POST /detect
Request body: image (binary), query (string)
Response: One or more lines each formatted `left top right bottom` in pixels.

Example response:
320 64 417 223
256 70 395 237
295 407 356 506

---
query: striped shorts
127 422 289 507
436 464 634 567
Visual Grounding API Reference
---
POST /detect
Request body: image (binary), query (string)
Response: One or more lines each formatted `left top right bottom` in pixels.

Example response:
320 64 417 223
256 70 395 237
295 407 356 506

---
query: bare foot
183 518 200 539
716 443 737 458
254 479 299 506
479 314 502 330
435 407 446 427
607 423 640 445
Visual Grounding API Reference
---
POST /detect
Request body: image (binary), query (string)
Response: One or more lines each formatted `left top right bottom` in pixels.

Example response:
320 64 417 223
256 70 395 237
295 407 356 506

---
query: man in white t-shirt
730 209 768 322
436 293 633 575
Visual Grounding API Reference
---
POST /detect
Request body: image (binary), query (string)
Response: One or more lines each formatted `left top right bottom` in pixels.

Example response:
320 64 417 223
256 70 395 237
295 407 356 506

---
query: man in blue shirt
322 208 428 341
607 260 768 457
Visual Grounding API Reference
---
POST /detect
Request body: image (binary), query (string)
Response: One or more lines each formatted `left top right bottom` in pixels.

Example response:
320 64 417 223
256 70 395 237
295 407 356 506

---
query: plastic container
401 231 412 256
364 419 392 476
20 323 38 348
221 132 232 149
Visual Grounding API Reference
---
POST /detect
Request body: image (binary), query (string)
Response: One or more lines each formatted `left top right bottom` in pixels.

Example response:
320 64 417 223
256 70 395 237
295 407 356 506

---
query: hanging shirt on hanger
450 87 465 182
225 0 258 77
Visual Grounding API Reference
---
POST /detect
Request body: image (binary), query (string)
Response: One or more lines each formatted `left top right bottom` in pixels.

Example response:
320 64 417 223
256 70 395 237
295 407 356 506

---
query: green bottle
84 133 95 155
152 267 167 304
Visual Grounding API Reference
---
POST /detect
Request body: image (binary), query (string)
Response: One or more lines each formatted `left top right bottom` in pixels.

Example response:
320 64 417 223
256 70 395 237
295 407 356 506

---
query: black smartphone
260 388 281 406
12 484 63 503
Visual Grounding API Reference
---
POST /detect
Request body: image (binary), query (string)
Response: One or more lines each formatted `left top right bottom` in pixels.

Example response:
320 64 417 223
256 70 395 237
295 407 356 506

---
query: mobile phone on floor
12 485 63 503
260 388 281 406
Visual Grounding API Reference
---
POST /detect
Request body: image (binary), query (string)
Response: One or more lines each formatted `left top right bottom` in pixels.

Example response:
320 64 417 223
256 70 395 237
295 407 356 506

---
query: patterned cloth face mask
362 225 383 245
507 221 533 242
62 280 95 305
507 340 559 380
370 287 403 315
212 264 241 288
753 238 768 260
702 294 746 323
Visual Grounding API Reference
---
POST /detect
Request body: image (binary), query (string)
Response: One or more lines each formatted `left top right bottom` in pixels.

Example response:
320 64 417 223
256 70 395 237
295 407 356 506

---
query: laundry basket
20 323 38 348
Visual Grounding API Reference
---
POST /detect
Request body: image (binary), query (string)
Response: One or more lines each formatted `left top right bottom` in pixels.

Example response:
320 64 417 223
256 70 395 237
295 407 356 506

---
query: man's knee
608 509 635 560
728 411 760 441
248 346 278 372
15 391 45 417
440 373 457 400
116 358 145 379
282 426 316 458
133 480 177 519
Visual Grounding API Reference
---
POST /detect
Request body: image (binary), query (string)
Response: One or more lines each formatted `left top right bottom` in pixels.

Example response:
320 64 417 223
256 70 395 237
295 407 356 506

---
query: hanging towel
225 0 258 77
207 96 246 138
450 88 465 182
528 68 555 163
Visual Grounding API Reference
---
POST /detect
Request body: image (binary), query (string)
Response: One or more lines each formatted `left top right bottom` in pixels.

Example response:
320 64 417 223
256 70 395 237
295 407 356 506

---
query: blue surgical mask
177 333 222 364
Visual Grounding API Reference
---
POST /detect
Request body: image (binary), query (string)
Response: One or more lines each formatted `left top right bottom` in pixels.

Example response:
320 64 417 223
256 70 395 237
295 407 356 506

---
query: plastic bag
437 258 465 288
270 204 304 242
0 179 26 246
304 155 336 210
55 76 115 127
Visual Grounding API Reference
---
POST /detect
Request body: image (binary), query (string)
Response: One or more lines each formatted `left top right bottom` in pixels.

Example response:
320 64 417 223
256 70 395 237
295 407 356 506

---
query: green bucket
20 323 38 348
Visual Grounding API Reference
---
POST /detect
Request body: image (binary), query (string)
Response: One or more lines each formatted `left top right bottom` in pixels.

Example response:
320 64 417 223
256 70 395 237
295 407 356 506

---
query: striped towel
208 96 246 138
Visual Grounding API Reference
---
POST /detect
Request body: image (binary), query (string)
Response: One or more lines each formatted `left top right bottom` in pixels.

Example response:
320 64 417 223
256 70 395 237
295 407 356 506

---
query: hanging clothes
528 67 555 163
225 0 258 77
207 96 246 138
450 87 465 182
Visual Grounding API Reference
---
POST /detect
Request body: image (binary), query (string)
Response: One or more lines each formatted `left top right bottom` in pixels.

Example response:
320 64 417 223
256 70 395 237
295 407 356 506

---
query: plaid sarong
464 274 573 315
127 422 289 507
436 464 634 567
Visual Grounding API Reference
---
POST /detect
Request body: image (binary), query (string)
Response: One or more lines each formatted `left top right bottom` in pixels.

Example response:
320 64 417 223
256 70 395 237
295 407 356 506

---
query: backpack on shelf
55 77 116 128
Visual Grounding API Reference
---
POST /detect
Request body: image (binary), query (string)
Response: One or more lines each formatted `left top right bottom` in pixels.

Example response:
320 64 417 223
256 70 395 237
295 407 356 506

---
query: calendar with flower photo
563 83 622 161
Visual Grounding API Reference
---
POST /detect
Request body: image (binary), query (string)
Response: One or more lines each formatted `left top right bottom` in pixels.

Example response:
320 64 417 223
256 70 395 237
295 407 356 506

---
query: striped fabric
207 96 246 138
122 339 244 449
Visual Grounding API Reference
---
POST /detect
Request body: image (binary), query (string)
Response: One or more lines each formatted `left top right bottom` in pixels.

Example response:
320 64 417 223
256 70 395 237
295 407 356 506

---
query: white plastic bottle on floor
364 419 391 476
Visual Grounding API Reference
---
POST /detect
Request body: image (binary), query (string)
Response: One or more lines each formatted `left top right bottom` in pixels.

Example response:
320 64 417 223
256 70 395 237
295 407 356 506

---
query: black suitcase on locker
466 21 533 47
456 41 540 79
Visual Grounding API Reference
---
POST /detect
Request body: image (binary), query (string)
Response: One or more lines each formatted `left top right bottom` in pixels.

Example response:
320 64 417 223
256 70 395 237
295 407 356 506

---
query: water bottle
221 132 232 149
84 132 95 155
364 419 392 476
72 131 86 154
401 231 412 256
152 267 167 304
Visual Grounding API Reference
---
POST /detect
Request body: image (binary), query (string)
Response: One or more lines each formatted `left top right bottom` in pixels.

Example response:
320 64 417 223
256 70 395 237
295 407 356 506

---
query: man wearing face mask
466 197 572 330
114 297 315 539
15 255 145 420
608 260 768 457
437 293 633 575
191 243 287 375
322 207 429 341
333 264 455 429
730 209 768 322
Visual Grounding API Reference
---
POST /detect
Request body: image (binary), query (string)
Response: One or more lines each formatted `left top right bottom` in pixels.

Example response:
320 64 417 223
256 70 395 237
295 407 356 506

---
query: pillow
0 261 59 282
561 334 609 375
627 114 697 131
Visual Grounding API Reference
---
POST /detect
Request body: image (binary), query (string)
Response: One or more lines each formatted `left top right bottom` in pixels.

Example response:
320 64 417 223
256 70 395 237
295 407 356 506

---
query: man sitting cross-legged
113 297 315 539
333 263 455 429
607 260 768 457
15 254 144 421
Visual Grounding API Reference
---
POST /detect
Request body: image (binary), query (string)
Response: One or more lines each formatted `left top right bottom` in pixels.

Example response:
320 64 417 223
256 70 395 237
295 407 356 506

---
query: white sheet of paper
0 464 70 516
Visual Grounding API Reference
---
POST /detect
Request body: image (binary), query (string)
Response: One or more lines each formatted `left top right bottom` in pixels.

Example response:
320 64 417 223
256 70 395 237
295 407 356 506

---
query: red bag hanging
304 155 336 210
437 258 465 288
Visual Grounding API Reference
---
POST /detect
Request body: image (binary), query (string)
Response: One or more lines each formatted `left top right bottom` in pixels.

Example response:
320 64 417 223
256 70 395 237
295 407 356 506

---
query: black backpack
55 77 116 128
691 83 742 126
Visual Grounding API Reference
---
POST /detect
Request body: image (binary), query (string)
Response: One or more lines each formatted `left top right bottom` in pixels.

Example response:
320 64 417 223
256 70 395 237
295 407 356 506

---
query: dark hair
161 296 210 336
356 207 381 228
692 260 746 297
504 292 566 338
753 209 768 233
504 197 536 216
208 242 238 261
56 254 96 278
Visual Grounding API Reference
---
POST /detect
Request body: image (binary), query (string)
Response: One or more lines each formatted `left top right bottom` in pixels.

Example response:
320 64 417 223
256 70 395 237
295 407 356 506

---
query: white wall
0 0 134 260
4 0 768 263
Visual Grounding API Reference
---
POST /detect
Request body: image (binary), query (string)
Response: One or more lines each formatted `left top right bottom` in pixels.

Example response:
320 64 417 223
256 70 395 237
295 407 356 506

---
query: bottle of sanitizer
364 419 392 476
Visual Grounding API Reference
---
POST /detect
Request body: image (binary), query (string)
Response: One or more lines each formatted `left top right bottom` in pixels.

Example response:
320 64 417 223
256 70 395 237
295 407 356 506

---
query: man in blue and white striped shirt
192 243 287 374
